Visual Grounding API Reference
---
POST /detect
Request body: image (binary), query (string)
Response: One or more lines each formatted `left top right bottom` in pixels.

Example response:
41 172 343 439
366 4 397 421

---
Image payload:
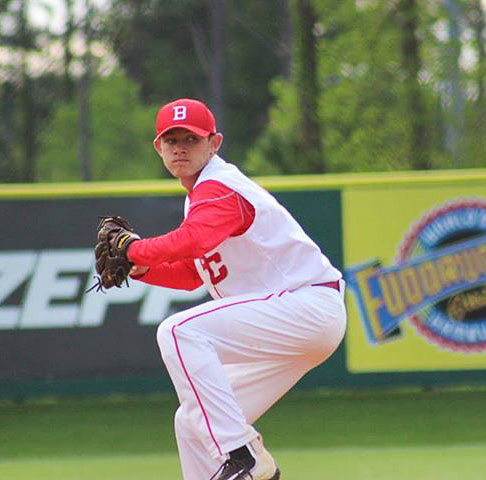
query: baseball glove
87 216 141 292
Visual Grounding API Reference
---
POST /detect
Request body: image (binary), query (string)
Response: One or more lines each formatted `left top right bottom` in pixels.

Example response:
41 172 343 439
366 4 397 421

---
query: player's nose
173 142 187 154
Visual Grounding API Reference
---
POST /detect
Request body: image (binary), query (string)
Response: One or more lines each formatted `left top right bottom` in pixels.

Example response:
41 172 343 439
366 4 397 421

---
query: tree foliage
246 0 485 174
37 72 162 181
0 0 62 181
1 0 485 183
106 0 291 164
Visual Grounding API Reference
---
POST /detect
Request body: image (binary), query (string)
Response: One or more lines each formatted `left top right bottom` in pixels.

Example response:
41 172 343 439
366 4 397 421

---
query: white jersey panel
187 155 341 298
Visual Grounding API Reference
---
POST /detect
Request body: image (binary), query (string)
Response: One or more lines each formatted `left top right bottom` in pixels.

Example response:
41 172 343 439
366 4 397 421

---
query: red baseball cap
154 98 217 142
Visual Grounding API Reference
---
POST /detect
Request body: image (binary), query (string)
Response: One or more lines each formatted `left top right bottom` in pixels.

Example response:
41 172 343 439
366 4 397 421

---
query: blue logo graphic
346 198 486 352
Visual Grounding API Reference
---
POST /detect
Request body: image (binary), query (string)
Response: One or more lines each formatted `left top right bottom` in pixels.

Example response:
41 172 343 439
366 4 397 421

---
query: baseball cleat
210 435 280 480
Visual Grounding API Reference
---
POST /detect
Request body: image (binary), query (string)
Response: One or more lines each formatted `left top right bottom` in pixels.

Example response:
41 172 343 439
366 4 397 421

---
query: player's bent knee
156 318 177 361
174 406 190 434
174 406 185 431
156 311 196 362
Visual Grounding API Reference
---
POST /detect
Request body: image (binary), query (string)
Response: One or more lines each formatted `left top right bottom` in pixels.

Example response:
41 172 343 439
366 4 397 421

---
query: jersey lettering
201 252 228 285
173 106 187 121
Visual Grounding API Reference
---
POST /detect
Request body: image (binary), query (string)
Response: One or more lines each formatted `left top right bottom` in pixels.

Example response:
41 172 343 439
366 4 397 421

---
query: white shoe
247 435 280 480
210 434 280 480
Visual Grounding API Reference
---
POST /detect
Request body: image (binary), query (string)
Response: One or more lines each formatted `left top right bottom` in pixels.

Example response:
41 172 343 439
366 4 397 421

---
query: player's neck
180 174 199 192
179 157 212 191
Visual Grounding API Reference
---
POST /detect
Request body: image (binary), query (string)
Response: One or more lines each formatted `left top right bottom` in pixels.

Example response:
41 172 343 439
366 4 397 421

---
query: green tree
0 0 60 182
246 0 452 174
290 0 323 173
462 0 486 167
106 0 290 165
396 0 431 169
37 72 162 181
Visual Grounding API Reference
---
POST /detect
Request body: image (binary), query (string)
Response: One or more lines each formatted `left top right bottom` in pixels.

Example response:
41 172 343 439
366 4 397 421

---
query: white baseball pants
156 282 347 480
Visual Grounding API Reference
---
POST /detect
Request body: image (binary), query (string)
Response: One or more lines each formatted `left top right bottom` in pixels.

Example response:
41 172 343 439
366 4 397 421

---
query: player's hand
87 215 141 293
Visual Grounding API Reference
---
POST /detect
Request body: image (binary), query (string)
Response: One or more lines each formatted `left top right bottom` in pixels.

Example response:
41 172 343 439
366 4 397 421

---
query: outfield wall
1 169 486 398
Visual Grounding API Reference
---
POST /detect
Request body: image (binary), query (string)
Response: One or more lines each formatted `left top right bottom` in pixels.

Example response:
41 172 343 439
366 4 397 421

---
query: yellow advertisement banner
343 184 486 372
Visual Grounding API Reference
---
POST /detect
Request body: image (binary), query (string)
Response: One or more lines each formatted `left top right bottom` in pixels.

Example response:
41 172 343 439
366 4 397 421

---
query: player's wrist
113 232 140 262
125 237 141 263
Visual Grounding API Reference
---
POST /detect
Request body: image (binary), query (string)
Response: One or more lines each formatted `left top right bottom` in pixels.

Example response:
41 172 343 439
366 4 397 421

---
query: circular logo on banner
397 198 486 352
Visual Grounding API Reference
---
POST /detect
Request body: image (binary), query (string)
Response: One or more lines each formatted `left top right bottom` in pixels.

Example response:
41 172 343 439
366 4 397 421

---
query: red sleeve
128 180 255 267
131 258 203 290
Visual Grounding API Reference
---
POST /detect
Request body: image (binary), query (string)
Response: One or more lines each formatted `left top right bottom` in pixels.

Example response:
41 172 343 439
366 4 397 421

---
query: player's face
156 128 222 190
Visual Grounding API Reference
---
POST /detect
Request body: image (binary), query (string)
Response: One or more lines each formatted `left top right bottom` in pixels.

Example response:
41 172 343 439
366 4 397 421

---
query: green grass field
2 388 486 479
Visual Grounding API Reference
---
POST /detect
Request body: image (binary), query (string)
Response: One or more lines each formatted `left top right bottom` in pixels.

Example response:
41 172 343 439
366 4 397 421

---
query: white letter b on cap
173 106 187 121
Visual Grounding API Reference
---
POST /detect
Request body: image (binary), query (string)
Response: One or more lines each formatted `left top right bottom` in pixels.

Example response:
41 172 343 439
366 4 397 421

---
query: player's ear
210 133 223 152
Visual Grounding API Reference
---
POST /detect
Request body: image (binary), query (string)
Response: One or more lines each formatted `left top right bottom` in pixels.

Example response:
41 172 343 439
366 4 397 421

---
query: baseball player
121 98 347 479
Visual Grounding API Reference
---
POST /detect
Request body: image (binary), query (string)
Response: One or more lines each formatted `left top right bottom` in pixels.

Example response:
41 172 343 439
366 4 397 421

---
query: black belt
311 280 340 292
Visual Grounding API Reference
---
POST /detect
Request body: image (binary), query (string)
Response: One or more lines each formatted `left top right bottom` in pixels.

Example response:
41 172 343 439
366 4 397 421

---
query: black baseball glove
87 216 141 292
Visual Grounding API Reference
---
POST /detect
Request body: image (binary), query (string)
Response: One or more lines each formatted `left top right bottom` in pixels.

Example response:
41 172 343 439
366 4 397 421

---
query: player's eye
186 135 199 144
163 138 177 146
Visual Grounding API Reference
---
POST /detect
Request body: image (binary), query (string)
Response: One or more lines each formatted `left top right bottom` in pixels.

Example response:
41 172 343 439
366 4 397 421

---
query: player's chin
174 166 196 179
167 165 185 177
169 161 189 172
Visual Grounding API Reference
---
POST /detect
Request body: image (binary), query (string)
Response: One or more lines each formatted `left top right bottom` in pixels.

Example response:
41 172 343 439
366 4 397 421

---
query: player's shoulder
190 180 235 203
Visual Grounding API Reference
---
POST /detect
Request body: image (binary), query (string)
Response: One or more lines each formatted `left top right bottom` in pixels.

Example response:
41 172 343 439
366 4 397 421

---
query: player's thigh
159 286 345 364
280 285 347 361
156 292 273 357
213 286 346 362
